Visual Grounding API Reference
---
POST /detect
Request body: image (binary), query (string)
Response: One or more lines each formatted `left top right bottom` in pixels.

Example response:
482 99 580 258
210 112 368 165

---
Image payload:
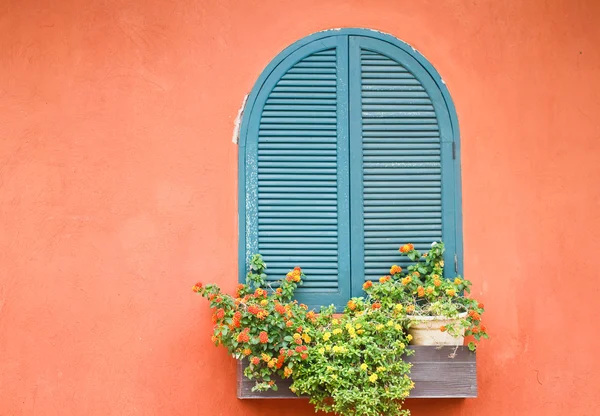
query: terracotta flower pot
406 312 468 346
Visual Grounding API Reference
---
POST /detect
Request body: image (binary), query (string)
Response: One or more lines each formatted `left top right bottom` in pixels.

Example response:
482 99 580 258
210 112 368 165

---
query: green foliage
192 240 488 415
193 263 313 391
291 306 414 416
367 242 489 351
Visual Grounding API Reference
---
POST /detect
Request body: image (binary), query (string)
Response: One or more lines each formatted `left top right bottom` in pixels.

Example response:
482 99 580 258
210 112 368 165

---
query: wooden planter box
237 346 476 399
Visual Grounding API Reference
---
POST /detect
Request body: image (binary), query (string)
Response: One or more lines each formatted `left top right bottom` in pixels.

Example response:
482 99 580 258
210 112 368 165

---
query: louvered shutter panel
243 37 351 310
348 36 458 292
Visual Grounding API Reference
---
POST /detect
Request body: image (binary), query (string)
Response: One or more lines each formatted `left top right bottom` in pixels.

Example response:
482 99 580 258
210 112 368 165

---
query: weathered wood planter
237 346 476 399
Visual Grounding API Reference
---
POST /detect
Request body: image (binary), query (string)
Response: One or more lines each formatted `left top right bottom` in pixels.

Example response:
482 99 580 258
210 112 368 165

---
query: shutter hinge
452 142 456 160
454 253 458 273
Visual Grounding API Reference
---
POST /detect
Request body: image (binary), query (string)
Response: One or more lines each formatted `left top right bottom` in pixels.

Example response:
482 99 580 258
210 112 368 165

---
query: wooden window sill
237 346 476 399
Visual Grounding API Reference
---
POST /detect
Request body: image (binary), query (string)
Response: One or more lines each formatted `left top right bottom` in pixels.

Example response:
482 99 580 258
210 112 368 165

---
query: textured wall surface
1 0 599 415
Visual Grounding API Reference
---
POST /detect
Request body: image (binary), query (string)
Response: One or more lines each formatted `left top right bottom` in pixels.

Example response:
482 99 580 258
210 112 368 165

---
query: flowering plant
193 241 486 415
192 254 315 391
368 242 488 351
290 301 414 416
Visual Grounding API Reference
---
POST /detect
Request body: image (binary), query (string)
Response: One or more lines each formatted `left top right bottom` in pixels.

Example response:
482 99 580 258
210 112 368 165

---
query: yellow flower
357 329 365 334
355 323 362 329
360 363 368 371
325 345 331 351
440 261 445 267
368 373 378 383
394 324 402 331
331 374 338 380
332 346 340 353
332 319 339 325
345 323 353 331
323 332 331 341
375 324 384 331
293 333 301 340
377 366 386 373
394 304 403 312
318 348 325 354
386 320 394 327
333 328 342 335
454 278 462 285
260 299 268 306
407 334 413 342
327 366 334 371
302 333 312 343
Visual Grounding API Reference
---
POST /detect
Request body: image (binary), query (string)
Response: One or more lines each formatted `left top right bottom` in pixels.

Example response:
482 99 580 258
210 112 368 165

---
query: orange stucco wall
2 0 600 415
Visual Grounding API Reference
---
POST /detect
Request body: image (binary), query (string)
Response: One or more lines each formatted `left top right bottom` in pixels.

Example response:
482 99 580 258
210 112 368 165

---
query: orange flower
363 281 373 290
471 327 480 334
275 304 286 315
283 367 293 378
390 265 402 275
405 305 415 314
446 289 456 297
236 284 245 297
259 331 269 344
433 278 441 287
401 276 412 285
417 286 425 297
480 324 487 332
440 326 447 332
399 243 414 253
251 356 260 365
236 328 250 343
426 286 435 295
347 300 357 311
478 303 485 309
412 271 420 278
371 302 382 310
301 353 308 360
454 278 462 285
379 275 391 283
242 348 252 356
192 282 203 292
468 310 481 321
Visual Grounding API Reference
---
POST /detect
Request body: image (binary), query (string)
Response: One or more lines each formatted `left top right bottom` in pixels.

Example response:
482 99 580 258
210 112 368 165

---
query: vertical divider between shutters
335 35 352 309
348 37 366 298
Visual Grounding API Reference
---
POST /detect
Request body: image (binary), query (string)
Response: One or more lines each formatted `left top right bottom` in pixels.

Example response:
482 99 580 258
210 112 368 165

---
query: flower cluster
291 302 413 416
364 242 489 351
192 254 314 391
193 242 488 415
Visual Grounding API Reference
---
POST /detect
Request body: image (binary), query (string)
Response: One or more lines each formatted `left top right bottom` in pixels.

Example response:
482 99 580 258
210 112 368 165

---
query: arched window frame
238 29 463 308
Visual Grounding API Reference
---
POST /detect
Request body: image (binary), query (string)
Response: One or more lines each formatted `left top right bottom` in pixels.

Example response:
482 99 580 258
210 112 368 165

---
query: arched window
238 29 462 310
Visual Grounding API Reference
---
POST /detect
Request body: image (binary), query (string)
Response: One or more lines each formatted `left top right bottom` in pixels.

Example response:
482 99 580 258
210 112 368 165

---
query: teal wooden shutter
242 36 351 310
240 30 462 309
348 36 458 294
